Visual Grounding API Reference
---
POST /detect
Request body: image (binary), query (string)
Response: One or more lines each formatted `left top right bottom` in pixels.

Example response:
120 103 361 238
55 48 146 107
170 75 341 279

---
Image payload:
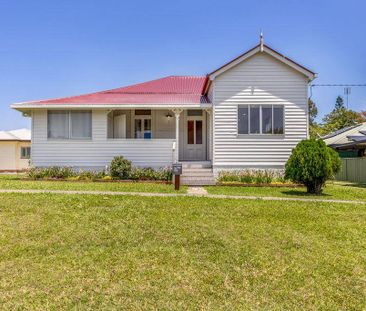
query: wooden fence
336 158 366 183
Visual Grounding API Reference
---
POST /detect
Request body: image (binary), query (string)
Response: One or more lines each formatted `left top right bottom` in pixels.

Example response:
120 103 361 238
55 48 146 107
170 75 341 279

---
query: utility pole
344 87 351 108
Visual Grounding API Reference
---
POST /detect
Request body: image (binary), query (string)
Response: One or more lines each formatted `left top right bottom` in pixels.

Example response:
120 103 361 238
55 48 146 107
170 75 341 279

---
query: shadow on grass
341 183 366 189
0 175 25 181
281 190 331 197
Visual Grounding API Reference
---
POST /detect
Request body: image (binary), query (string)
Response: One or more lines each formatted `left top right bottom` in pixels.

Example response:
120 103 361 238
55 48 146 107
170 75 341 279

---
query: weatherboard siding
31 109 175 169
212 52 309 172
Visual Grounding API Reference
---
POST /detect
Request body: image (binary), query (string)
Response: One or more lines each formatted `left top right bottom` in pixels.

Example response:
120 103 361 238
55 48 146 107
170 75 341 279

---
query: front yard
0 175 365 202
0 192 365 310
0 174 187 193
206 182 366 202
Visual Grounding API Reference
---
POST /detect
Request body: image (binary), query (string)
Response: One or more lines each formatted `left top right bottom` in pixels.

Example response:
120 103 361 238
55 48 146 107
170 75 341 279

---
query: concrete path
187 186 208 196
0 188 365 204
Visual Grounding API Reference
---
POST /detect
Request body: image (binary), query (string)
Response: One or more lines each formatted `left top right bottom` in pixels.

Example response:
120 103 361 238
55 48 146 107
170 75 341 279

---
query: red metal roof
27 76 209 105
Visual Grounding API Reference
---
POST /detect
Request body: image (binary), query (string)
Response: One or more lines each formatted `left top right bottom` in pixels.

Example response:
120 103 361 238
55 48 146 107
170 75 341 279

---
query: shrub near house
285 139 341 194
27 156 172 182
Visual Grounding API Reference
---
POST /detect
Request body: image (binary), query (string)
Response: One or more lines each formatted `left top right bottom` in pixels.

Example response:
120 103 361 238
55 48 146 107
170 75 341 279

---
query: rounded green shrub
109 156 132 179
285 139 341 194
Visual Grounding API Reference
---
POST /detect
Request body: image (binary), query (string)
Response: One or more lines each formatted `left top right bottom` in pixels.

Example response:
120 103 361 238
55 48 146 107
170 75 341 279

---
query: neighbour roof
0 128 31 141
14 76 209 107
323 122 366 148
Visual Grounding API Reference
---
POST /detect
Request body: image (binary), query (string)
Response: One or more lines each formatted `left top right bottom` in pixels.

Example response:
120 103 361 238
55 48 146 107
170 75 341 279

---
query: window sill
47 138 93 141
237 134 285 139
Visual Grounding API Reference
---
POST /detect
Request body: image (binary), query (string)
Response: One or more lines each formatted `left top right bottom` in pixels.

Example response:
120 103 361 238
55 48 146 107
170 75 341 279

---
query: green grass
0 174 187 193
206 182 366 202
0 193 365 310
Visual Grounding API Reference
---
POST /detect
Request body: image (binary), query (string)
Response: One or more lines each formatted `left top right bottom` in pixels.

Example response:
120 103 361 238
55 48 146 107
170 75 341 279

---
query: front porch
106 108 213 164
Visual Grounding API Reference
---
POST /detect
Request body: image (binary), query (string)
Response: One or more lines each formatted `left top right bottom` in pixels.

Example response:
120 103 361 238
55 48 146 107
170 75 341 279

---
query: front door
183 110 206 161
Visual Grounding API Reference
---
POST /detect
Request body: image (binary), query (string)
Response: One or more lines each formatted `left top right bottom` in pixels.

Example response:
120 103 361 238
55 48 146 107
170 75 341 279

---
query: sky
0 0 365 130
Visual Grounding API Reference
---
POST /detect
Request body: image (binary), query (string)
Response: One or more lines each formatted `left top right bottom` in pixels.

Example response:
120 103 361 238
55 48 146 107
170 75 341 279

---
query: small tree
308 99 325 139
109 156 132 179
322 96 363 134
285 139 341 194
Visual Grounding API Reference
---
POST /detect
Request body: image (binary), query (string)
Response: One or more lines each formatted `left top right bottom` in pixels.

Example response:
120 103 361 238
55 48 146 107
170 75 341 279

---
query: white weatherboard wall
0 141 30 171
212 52 308 173
31 109 175 169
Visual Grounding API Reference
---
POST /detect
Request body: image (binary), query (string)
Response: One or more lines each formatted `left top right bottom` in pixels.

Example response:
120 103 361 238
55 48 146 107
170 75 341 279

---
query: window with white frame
48 110 92 139
134 109 152 139
20 147 31 159
238 105 284 135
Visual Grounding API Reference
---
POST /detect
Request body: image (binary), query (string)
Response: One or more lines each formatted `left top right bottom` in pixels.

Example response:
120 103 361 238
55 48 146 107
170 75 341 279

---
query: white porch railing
32 139 176 169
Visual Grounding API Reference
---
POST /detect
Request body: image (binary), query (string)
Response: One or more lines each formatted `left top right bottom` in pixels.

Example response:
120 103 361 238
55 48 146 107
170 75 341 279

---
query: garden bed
21 177 172 184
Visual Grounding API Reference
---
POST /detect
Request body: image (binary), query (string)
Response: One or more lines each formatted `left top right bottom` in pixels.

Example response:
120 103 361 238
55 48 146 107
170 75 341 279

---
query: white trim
11 103 212 111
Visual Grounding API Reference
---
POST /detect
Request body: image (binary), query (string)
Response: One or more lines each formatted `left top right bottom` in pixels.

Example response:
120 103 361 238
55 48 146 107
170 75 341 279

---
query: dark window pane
238 106 248 134
187 121 194 144
134 119 142 138
196 120 202 144
187 110 203 116
250 106 260 134
48 111 69 139
273 106 284 134
20 147 31 159
135 109 151 115
144 119 152 139
262 106 272 134
70 111 92 139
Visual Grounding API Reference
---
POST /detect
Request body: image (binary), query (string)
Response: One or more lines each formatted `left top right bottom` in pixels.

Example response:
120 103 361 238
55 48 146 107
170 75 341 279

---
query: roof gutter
11 103 213 111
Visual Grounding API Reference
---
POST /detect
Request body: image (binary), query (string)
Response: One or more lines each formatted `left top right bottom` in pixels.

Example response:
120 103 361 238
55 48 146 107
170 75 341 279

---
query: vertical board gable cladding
213 52 308 169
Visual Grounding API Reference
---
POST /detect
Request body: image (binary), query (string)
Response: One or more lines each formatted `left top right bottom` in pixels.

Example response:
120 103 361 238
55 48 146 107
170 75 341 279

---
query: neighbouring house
11 37 316 184
323 122 366 157
0 129 31 172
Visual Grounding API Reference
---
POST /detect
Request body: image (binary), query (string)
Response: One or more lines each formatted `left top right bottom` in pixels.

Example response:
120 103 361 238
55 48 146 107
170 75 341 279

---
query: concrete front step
179 162 215 185
181 176 216 186
181 161 212 169
181 178 216 186
182 168 214 177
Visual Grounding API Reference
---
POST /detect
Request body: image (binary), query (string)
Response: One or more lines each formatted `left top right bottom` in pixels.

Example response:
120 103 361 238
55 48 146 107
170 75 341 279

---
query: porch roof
11 76 211 110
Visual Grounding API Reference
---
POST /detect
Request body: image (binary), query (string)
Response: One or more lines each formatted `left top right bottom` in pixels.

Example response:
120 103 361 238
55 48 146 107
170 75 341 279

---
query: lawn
0 193 365 310
0 174 187 193
206 182 366 202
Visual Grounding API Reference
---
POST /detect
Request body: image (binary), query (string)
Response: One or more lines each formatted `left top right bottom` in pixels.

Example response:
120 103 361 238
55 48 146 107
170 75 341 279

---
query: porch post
205 108 212 161
172 109 183 163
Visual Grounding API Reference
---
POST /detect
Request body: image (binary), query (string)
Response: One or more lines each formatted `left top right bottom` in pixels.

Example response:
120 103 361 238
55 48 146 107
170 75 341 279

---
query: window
20 147 31 159
135 109 151 116
250 106 260 134
187 110 203 116
134 110 152 139
273 106 284 134
262 105 272 134
48 110 92 139
187 120 202 145
238 105 284 135
238 106 249 134
187 120 194 144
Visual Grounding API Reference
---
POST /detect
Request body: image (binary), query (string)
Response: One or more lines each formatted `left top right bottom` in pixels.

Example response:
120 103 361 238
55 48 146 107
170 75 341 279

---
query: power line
309 84 366 108
311 84 366 87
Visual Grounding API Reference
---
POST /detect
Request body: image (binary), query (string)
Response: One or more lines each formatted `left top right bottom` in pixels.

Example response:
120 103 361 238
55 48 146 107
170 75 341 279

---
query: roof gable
208 44 316 81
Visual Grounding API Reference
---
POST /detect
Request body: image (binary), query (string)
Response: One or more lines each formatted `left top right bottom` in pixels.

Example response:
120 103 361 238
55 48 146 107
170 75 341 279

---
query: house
11 37 316 184
323 122 366 157
0 129 31 172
